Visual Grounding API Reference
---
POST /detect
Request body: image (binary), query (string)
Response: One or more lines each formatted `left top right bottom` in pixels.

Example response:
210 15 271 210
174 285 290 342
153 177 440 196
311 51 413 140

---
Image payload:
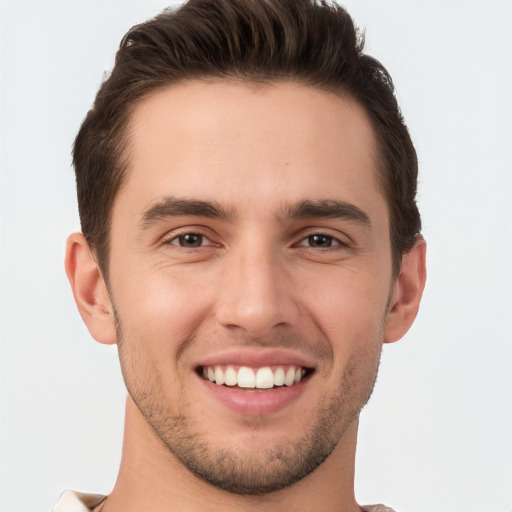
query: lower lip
199 375 310 416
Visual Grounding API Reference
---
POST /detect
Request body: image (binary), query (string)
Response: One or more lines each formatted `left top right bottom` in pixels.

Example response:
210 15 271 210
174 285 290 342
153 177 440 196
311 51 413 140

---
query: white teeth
284 367 296 386
202 364 308 389
214 366 225 385
274 367 285 386
237 367 256 388
202 366 307 389
224 366 237 386
256 367 274 389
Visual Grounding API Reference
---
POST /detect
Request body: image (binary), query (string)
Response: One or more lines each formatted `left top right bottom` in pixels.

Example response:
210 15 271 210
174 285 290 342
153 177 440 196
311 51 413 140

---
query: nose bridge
216 236 298 336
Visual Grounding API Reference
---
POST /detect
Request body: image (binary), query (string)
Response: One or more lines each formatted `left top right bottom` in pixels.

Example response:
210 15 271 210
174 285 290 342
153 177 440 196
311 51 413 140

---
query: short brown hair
73 0 421 277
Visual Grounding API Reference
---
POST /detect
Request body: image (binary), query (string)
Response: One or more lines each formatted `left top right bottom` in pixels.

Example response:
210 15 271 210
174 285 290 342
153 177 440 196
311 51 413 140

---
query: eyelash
167 232 213 249
296 233 346 249
165 231 348 251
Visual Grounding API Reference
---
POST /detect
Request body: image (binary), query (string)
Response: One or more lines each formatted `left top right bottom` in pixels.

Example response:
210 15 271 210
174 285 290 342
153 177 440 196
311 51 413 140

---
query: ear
65 232 117 345
384 236 427 344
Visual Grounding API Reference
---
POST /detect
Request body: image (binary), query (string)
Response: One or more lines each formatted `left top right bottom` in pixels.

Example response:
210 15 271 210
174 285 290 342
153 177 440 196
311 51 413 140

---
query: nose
215 244 300 338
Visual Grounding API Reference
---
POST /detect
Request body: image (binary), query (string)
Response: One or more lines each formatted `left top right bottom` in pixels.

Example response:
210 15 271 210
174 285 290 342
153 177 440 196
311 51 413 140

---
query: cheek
298 265 389 361
113 271 210 400
299 263 390 323
112 265 217 353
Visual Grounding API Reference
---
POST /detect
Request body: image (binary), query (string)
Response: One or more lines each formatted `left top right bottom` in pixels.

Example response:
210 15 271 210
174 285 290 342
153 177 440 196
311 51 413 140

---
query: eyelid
298 235 339 246
161 226 219 247
169 233 210 247
294 228 351 247
297 235 345 250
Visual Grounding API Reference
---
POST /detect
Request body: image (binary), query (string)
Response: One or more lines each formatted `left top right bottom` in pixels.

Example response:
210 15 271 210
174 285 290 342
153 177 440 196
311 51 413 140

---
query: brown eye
305 234 337 248
173 233 205 248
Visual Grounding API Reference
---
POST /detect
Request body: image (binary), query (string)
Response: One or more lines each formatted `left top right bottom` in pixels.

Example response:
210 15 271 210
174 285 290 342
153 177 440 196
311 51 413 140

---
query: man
59 0 426 510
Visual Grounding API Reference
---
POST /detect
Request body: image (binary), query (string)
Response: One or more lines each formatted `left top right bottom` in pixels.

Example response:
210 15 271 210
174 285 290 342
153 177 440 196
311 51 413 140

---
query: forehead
118 80 385 221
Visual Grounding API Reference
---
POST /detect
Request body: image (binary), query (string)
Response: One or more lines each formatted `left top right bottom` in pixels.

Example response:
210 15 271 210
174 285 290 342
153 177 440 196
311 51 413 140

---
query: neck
102 397 361 512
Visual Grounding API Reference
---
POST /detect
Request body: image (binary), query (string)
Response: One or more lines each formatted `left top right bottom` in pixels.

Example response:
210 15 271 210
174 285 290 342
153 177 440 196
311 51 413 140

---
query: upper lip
195 349 316 370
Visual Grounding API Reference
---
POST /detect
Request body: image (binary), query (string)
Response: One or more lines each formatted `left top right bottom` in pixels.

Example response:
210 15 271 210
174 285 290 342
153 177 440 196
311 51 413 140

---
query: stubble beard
114 309 383 495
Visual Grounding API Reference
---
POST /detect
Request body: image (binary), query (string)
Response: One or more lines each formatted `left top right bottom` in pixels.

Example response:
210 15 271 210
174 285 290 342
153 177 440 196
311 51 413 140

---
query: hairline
94 76 399 280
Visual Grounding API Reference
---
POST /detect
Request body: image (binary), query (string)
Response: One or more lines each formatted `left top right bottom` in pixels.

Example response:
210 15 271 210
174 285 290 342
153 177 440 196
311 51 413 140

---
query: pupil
309 234 332 247
180 234 202 247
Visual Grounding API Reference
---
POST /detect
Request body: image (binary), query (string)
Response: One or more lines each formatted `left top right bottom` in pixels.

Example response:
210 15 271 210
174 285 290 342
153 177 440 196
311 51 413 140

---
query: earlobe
65 233 117 345
384 236 427 344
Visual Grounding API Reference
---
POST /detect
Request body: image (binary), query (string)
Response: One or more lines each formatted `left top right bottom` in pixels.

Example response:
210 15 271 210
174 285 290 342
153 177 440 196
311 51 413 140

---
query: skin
66 81 426 512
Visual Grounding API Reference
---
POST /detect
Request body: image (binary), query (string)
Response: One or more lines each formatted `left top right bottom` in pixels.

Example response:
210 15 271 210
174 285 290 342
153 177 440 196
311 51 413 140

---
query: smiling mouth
198 365 314 390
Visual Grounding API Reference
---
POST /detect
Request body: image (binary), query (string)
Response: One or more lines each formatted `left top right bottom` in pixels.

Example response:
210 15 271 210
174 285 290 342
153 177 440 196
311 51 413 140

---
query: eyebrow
140 197 236 228
139 197 371 229
284 199 372 227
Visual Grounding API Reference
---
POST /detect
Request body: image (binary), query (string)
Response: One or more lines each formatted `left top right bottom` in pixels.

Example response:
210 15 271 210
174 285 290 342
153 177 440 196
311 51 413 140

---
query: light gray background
1 1 511 511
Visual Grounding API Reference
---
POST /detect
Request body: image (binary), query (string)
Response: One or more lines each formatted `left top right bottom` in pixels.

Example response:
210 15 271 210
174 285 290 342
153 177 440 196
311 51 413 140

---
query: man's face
107 81 395 493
